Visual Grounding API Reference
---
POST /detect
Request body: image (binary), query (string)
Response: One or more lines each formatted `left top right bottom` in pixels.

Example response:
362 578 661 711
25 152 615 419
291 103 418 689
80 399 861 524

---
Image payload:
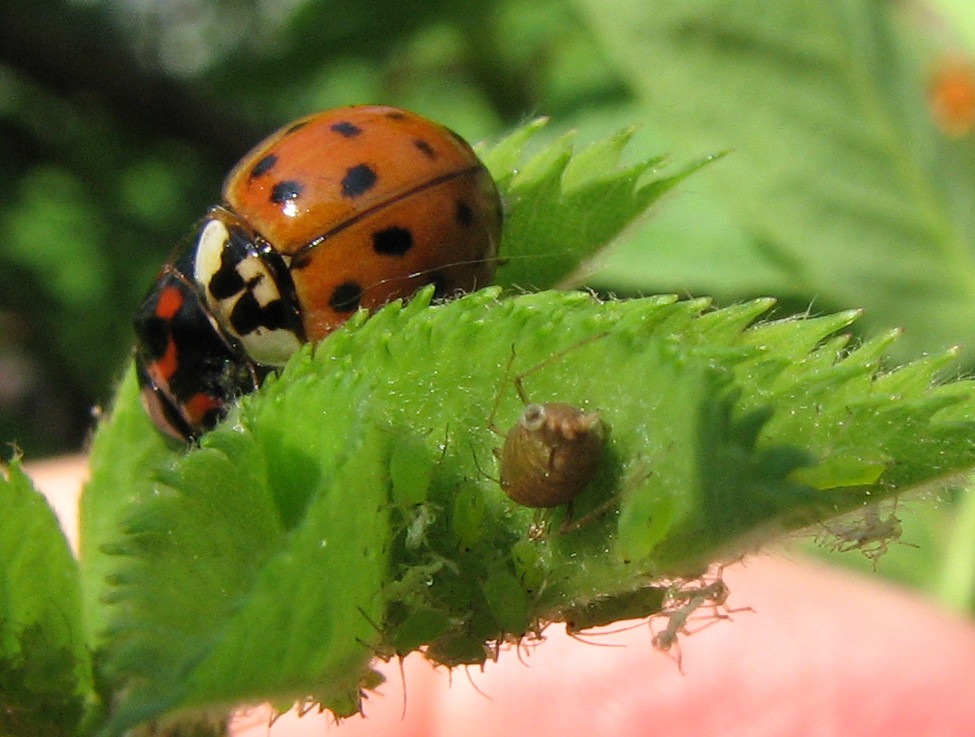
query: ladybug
135 105 502 440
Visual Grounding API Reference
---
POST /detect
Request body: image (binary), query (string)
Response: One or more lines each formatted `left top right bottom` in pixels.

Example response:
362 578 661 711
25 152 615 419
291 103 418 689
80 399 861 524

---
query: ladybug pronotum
134 105 502 440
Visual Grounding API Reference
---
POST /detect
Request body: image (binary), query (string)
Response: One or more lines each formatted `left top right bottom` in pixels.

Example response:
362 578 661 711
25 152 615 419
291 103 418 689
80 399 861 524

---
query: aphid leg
486 344 520 437
650 568 751 671
556 460 653 536
511 332 610 405
818 501 918 570
469 442 500 484
556 495 619 535
650 616 686 674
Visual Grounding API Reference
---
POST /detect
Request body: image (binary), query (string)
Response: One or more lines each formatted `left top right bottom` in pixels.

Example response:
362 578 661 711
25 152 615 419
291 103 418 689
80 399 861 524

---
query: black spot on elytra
414 139 436 159
372 226 413 256
271 180 303 204
341 164 377 198
329 281 363 313
455 199 474 227
134 279 187 362
291 252 312 270
331 121 362 137
249 154 277 178
137 313 170 361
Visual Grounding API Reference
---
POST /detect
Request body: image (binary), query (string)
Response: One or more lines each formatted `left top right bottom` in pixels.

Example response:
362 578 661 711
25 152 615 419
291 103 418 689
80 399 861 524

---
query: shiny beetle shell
222 105 502 342
135 105 502 441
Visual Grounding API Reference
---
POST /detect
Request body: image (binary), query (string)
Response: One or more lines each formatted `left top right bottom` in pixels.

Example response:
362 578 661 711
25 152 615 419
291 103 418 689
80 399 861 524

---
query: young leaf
0 458 94 737
480 118 717 291
94 287 975 730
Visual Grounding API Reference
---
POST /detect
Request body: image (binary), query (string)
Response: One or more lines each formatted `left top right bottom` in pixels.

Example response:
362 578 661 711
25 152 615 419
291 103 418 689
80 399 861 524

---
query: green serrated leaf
484 119 715 291
0 459 94 736
87 287 975 730
100 416 390 734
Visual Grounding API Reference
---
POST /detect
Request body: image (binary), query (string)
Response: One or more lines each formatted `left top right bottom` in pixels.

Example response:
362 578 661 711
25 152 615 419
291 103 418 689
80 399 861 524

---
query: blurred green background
2 0 975 471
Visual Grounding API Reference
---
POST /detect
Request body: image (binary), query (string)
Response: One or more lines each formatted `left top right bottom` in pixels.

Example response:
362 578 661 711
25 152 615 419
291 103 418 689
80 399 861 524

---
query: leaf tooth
741 308 862 355
832 328 903 370
481 117 550 183
561 126 642 193
871 349 963 396
510 129 577 191
637 149 730 199
693 298 777 341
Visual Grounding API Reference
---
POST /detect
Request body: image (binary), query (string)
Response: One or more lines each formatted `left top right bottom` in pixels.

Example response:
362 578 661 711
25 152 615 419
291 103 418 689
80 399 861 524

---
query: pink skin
31 457 975 737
